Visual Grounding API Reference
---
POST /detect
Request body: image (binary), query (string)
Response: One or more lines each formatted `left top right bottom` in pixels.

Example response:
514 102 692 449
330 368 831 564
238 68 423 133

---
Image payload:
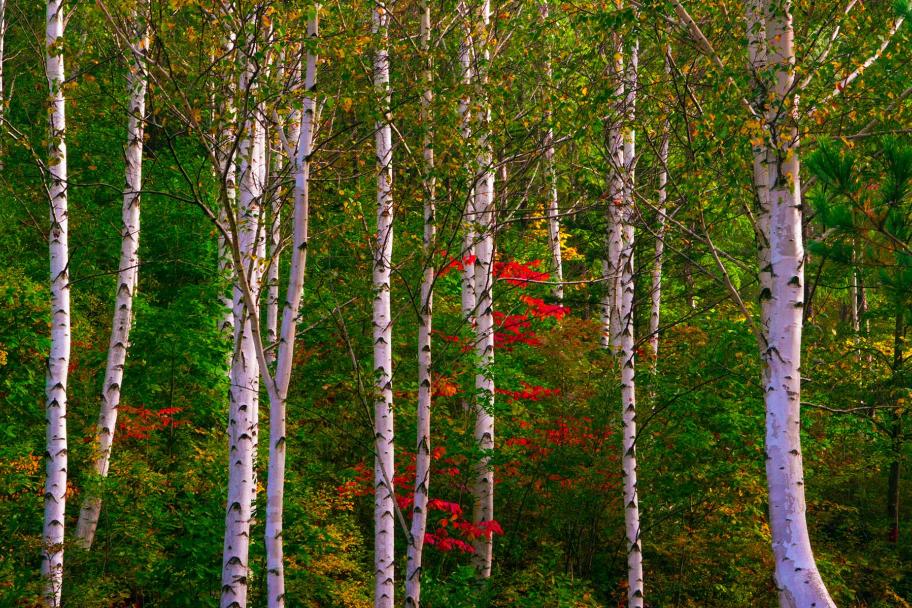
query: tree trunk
648 51 670 367
221 60 266 608
217 30 239 337
42 1 70 604
458 0 476 339
608 29 645 608
470 0 496 577
75 4 149 549
405 4 435 603
0 0 6 168
264 12 319 607
539 0 563 301
887 305 905 543
752 1 836 605
372 0 395 604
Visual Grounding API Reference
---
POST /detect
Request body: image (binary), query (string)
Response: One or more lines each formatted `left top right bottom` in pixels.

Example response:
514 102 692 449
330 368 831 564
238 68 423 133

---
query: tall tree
41 0 70 605
264 9 319 606
470 0 496 577
372 0 396 603
605 22 644 608
405 0 435 603
221 35 267 607
747 0 836 605
75 1 150 549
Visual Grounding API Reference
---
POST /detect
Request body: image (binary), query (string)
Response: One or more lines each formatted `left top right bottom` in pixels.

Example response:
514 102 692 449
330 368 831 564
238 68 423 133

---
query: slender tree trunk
217 29 239 336
607 29 644 608
372 0 395 604
264 12 319 607
849 245 859 333
42 1 70 604
648 51 670 367
75 5 149 549
539 0 563 301
470 0 496 577
0 0 6 168
751 1 836 605
405 4 435 603
265 138 281 365
221 56 266 608
458 0 476 337
601 259 611 348
887 305 904 543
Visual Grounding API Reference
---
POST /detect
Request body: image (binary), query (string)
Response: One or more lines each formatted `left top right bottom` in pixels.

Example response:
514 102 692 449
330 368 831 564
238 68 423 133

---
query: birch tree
372 0 396 604
75 1 150 549
540 0 562 301
747 0 836 605
647 50 670 366
263 10 319 605
221 38 267 607
405 0 434 603
41 0 70 604
470 0 496 577
605 24 644 608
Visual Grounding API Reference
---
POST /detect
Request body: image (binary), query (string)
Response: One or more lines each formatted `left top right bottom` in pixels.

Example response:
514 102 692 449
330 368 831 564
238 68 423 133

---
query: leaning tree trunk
264 11 319 607
405 0 435 605
372 0 396 605
470 0 496 577
752 1 836 605
75 5 149 549
42 0 70 604
221 58 267 608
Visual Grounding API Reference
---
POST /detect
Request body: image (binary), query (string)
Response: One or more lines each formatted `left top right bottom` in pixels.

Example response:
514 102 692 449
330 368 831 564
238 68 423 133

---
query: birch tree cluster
0 0 910 606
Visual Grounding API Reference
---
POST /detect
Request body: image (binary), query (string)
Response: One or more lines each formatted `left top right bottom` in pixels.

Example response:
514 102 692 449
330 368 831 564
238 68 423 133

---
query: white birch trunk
539 0 563 301
218 27 239 336
607 30 644 608
372 0 395 605
265 133 281 365
0 0 6 167
75 4 149 549
264 12 319 607
405 4 435 603
458 0 476 332
648 51 670 366
471 0 496 577
751 2 836 606
42 1 69 604
221 56 266 608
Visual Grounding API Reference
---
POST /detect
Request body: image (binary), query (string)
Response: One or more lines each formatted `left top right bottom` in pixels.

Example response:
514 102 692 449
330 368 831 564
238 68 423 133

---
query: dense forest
0 0 910 606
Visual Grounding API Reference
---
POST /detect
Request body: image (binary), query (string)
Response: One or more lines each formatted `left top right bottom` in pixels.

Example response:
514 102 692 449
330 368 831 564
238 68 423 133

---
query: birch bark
75 4 149 549
264 11 319 606
606 28 644 608
647 51 670 366
221 53 266 608
42 1 69 604
471 0 496 577
539 0 563 301
750 1 836 605
372 0 395 604
217 18 239 336
405 3 435 603
458 0 476 334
